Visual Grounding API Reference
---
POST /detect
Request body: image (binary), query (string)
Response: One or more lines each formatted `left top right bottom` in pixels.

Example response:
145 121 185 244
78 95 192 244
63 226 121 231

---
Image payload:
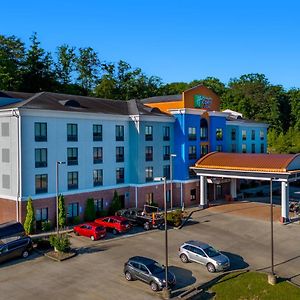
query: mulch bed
44 249 77 261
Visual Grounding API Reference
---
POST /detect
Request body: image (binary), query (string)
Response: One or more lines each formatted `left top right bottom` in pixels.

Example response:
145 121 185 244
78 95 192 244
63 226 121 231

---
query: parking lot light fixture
56 161 66 235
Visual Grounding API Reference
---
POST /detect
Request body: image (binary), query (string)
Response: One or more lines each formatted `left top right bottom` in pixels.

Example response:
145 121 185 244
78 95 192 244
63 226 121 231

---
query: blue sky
1 0 300 89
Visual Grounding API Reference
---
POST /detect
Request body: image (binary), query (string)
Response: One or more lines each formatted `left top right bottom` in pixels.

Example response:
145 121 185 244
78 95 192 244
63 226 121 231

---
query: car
95 216 131 234
73 222 106 241
124 256 176 292
178 240 230 272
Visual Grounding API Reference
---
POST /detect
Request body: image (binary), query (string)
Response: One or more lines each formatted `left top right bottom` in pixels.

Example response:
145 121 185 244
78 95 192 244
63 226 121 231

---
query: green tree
108 190 122 215
58 194 66 228
24 197 35 234
190 77 226 96
84 198 96 221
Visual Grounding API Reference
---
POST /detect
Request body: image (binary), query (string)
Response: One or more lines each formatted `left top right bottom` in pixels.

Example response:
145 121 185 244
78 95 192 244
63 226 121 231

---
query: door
119 195 125 209
193 247 208 265
138 264 151 283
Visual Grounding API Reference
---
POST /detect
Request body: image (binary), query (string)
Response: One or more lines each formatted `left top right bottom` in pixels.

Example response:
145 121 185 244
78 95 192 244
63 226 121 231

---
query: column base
199 204 209 209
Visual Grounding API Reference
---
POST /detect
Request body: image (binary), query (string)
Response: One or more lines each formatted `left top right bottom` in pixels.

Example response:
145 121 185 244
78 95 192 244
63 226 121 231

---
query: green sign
194 94 212 109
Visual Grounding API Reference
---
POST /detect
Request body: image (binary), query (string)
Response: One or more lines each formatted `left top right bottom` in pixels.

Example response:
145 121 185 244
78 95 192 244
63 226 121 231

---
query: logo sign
194 94 212 109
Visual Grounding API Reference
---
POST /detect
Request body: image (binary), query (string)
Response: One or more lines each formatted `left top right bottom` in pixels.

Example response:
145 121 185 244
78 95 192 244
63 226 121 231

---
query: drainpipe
135 186 138 208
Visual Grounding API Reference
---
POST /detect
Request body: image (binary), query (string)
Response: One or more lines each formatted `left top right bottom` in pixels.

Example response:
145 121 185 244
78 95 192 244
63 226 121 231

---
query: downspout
135 186 138 208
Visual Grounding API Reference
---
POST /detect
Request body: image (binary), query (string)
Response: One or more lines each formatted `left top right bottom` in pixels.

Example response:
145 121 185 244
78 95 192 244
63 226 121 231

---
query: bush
49 234 70 253
58 194 66 228
84 198 96 221
72 216 81 225
167 209 182 227
41 220 51 232
108 191 122 215
24 197 35 234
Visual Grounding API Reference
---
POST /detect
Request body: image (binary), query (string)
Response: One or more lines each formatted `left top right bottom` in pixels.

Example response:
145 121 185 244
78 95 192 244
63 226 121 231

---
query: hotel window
251 130 255 140
216 128 223 141
35 122 47 142
231 144 237 153
251 144 256 153
93 169 103 186
260 130 264 140
166 190 171 203
35 208 48 230
35 148 47 168
93 124 102 141
67 202 79 218
163 165 170 180
35 174 48 194
188 145 197 160
242 144 246 153
145 146 153 161
190 189 196 201
145 192 154 205
116 167 124 184
68 171 78 190
94 198 104 212
261 143 265 153
216 145 222 152
188 127 197 140
116 146 124 162
231 128 236 141
145 125 153 141
67 148 78 165
242 130 246 141
201 145 208 156
145 166 153 182
163 126 170 141
93 147 103 164
163 145 170 160
116 125 124 141
67 123 78 141
200 119 208 140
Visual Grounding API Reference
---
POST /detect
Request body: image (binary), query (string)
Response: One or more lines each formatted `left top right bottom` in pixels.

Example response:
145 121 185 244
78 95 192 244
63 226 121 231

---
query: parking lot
1 203 300 300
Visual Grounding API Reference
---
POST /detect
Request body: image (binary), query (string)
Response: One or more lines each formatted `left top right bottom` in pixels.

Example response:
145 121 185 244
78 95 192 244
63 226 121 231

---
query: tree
108 190 122 215
24 197 35 234
84 198 96 221
190 77 226 96
58 194 66 228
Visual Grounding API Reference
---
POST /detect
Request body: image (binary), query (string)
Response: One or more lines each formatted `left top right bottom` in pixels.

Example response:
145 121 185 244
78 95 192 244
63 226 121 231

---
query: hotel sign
194 94 212 109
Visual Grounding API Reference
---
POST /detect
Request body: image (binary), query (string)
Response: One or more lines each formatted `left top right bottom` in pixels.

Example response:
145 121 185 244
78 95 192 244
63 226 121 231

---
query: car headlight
217 262 222 265
162 279 166 283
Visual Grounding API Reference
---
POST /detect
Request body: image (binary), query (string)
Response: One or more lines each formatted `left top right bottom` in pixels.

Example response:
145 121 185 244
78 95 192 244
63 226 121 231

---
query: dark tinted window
139 264 149 273
130 262 139 269
147 262 164 274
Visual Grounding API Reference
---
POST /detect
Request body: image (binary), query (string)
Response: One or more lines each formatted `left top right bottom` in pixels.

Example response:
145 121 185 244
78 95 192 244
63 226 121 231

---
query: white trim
208 111 230 117
0 195 17 201
168 108 206 116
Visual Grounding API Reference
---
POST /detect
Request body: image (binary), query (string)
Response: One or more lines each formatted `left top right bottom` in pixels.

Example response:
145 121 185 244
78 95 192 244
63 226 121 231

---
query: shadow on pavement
221 251 249 271
76 243 121 255
0 250 42 269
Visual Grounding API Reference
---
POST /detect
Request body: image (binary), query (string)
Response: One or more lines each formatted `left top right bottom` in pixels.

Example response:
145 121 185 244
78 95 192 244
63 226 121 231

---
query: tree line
1 33 300 153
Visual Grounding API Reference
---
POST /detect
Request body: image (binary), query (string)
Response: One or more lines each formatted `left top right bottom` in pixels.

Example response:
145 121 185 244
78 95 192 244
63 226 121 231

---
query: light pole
56 161 65 235
170 154 176 210
154 176 170 298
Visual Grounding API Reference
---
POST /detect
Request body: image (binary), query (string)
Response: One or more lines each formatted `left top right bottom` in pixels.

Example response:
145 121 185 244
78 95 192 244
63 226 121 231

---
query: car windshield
147 262 164 274
203 246 220 257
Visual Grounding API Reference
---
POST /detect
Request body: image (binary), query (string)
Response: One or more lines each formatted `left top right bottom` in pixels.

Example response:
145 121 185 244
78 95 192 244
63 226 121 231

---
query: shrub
41 220 51 232
167 209 182 227
49 234 70 253
24 197 35 234
58 194 66 228
108 191 122 215
72 216 81 225
84 198 96 221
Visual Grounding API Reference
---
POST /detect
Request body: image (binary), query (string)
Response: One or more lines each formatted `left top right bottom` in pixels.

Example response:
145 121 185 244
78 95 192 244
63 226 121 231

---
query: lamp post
154 176 170 298
170 154 176 210
56 161 65 235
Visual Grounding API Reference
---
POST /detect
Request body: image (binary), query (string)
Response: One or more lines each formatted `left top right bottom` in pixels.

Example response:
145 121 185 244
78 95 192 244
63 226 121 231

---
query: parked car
178 240 230 272
0 221 33 264
124 256 176 292
73 222 106 241
95 216 131 234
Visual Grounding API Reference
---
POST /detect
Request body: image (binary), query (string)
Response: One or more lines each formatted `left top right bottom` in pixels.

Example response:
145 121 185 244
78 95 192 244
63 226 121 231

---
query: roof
128 256 156 265
140 94 182 104
183 240 210 249
0 91 172 118
194 152 300 173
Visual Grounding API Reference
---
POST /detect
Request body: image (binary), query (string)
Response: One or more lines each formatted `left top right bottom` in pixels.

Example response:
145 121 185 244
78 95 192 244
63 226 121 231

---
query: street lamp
170 154 176 210
56 161 65 235
154 176 170 298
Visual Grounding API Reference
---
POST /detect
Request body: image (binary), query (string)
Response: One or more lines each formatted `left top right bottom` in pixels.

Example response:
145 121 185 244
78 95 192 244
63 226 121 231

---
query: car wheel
112 229 118 235
144 222 150 231
180 253 189 263
125 271 133 281
22 250 29 258
90 235 95 241
150 281 159 292
207 263 216 273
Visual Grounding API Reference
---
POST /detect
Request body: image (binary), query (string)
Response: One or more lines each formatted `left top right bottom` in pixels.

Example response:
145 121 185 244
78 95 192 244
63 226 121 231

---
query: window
260 130 264 140
216 145 222 152
68 172 78 190
93 169 103 186
68 202 79 218
242 130 246 141
163 145 170 160
200 119 208 140
251 144 256 153
35 174 48 194
2 148 9 163
145 166 153 182
36 208 48 221
35 148 47 168
35 122 47 142
145 193 154 205
93 147 103 164
93 124 102 141
251 130 255 140
94 198 104 211
166 190 171 203
2 174 10 189
261 143 265 153
163 165 170 179
216 128 223 141
190 189 196 201
116 147 124 162
145 126 153 141
67 124 78 141
242 144 246 153
67 148 78 165
231 144 237 153
116 125 124 141
231 128 236 141
116 168 124 184
145 146 153 161
188 145 197 160
163 126 170 141
201 145 208 156
188 127 196 140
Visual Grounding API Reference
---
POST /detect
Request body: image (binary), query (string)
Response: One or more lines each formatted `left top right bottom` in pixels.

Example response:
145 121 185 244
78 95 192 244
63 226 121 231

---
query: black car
124 256 176 292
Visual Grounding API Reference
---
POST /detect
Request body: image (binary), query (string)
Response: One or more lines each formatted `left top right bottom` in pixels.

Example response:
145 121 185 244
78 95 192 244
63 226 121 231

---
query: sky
1 0 300 89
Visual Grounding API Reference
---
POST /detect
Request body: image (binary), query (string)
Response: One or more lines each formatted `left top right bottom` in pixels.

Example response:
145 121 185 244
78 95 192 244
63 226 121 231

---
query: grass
208 271 300 300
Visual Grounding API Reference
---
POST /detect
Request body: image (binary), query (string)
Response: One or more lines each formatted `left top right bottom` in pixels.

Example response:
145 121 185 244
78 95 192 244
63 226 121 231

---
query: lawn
208 271 300 300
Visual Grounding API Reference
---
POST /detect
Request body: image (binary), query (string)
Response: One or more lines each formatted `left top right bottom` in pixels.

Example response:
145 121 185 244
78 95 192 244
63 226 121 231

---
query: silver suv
178 240 230 272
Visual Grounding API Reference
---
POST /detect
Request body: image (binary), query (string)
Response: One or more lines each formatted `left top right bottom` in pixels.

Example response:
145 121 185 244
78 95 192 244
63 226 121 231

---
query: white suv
178 240 230 272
